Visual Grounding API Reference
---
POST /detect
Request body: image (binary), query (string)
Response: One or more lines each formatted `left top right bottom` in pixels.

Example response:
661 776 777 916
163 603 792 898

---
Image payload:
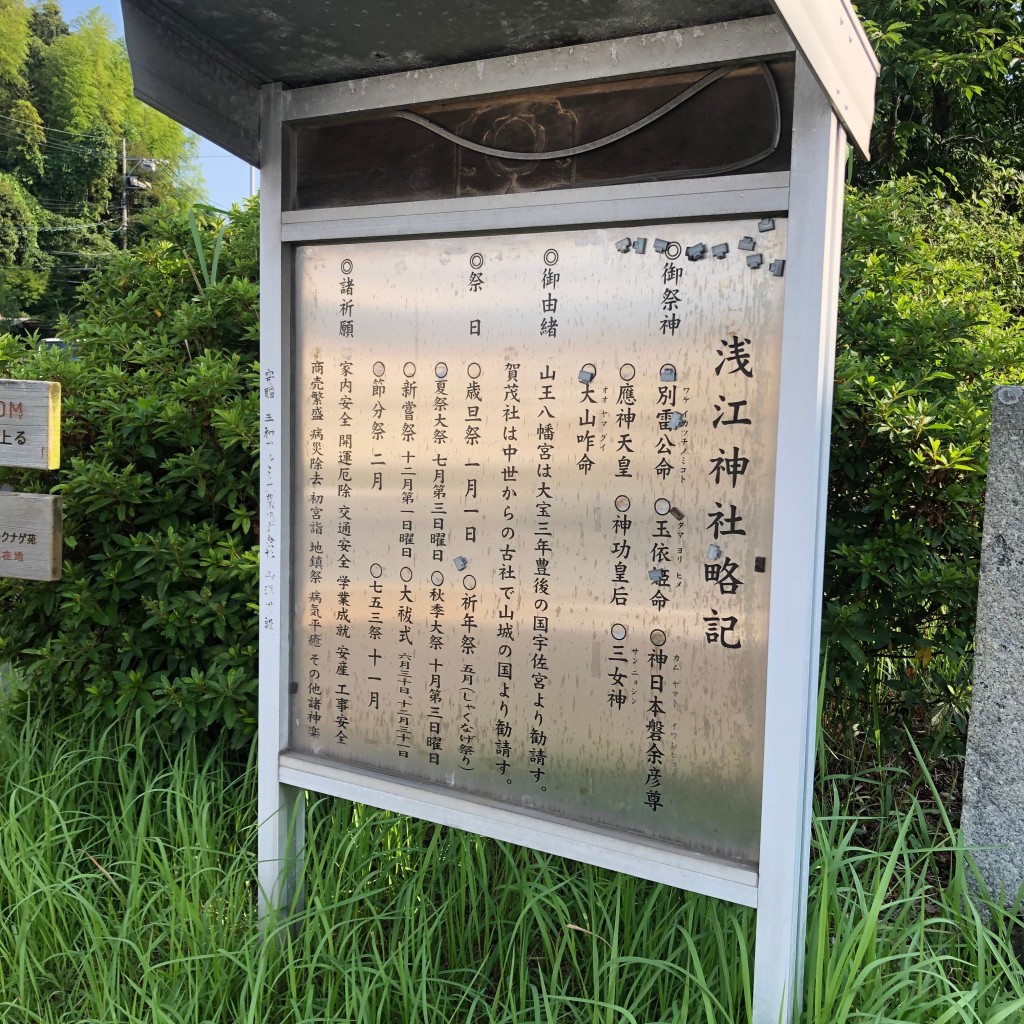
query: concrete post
962 385 1024 907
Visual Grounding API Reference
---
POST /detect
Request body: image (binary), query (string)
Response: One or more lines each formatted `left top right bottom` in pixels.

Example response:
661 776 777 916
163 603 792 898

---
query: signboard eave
121 2 878 165
772 0 879 157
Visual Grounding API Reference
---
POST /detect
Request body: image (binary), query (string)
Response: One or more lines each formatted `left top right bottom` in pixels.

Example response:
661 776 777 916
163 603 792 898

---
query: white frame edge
257 81 305 922
281 752 758 906
280 173 790 243
773 0 878 157
753 53 847 1024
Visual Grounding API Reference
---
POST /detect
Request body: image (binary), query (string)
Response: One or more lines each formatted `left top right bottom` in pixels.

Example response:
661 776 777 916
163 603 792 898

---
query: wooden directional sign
0 379 61 470
0 492 62 581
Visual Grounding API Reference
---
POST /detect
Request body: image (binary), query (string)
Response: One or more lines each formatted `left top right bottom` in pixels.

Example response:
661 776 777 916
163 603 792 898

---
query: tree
853 0 1024 200
28 0 66 45
0 171 47 315
0 0 31 87
0 1 203 320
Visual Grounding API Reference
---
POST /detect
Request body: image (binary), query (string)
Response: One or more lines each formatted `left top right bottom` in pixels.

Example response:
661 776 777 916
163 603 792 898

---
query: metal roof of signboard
121 0 879 166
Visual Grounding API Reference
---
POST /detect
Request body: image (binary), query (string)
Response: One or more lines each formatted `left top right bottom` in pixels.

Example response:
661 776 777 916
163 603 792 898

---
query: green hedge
0 203 260 746
826 178 1024 742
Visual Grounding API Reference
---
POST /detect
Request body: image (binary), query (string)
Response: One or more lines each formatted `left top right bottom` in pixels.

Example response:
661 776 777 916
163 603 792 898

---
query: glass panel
292 62 793 209
290 218 788 866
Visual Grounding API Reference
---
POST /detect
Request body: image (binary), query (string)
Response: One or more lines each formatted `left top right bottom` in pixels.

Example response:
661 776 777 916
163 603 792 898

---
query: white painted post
753 54 848 1024
258 81 305 923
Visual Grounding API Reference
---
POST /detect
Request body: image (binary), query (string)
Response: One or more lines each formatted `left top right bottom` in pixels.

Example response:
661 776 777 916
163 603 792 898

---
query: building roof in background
121 0 879 167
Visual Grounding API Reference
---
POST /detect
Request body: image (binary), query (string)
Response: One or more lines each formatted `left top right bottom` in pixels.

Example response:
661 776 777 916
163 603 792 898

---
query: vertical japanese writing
395 364 417 759
456 282 484 773
644 636 668 811
334 360 354 745
659 272 681 338
705 335 754 652
426 349 451 765
427 571 445 765
531 360 557 785
495 361 520 778
371 357 386 492
367 360 386 723
540 247 559 340
654 373 677 486
607 621 629 712
306 357 326 739
287 221 786 858
609 493 633 615
649 496 673 613
615 365 636 480
396 563 414 759
576 359 597 477
458 579 478 772
338 257 354 337
463 360 481 551
261 367 277 630
329 257 355 744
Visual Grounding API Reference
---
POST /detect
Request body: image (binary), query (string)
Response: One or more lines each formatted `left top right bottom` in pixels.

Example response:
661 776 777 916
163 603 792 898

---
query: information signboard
290 219 788 867
0 379 60 470
254 26 868 1021
0 492 62 581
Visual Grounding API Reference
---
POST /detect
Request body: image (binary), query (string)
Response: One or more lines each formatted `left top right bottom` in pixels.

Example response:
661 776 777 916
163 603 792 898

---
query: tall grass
0 705 1021 1023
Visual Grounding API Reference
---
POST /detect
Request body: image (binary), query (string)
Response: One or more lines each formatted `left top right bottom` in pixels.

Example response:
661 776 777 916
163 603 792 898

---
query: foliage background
0 202 260 746
0 0 201 321
825 178 1024 745
0 3 1022 755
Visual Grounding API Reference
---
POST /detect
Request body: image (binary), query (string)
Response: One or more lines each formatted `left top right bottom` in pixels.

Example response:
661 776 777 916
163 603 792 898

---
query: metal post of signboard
753 54 848 1023
257 81 305 923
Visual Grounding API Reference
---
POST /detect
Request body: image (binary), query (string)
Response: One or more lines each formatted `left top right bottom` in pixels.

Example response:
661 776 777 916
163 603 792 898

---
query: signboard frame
258 23 849 1024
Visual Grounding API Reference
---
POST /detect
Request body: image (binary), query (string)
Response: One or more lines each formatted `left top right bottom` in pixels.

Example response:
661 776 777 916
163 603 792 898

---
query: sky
59 0 258 209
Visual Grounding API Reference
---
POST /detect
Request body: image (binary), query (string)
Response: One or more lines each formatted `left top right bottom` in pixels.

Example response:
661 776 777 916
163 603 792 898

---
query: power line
37 224 112 231
0 122 115 159
0 110 110 142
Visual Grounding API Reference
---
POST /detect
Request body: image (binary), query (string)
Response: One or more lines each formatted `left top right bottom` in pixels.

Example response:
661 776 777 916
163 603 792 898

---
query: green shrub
0 201 260 746
826 178 1024 743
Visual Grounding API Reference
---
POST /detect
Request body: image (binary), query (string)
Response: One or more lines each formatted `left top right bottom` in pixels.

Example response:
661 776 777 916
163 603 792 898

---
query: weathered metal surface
0 493 62 581
0 380 60 471
289 218 787 865
130 0 774 86
772 0 880 157
122 1 261 165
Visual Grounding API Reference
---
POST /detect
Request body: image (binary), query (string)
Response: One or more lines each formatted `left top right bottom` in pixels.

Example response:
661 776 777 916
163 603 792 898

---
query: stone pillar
963 385 1024 905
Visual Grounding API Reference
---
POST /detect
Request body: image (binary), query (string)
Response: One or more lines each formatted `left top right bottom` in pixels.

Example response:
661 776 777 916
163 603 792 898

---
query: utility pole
121 143 156 247
121 137 128 250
